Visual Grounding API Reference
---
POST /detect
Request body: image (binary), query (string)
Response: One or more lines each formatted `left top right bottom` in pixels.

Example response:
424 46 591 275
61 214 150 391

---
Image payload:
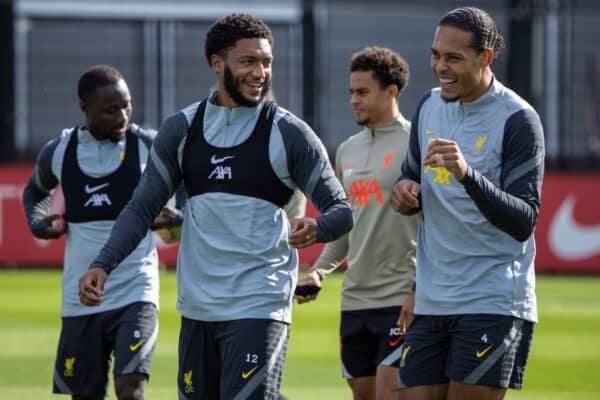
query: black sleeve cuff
168 208 184 227
90 263 113 276
459 165 476 187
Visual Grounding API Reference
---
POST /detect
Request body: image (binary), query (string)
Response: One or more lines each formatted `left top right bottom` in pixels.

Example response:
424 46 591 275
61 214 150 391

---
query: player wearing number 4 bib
391 7 545 400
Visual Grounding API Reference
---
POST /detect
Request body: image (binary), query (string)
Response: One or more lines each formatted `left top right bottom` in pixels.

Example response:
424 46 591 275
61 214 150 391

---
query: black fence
2 0 599 170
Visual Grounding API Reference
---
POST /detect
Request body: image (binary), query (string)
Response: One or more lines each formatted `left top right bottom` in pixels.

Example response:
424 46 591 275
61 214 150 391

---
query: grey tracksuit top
23 126 159 317
92 94 353 324
401 79 545 322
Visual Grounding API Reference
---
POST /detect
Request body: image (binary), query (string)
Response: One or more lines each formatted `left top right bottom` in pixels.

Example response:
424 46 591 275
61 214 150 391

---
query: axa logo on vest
84 193 112 207
348 179 383 205
208 154 234 180
83 183 112 207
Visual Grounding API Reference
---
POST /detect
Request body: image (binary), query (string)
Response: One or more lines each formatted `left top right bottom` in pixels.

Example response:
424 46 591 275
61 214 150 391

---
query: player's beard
356 116 370 126
224 65 270 107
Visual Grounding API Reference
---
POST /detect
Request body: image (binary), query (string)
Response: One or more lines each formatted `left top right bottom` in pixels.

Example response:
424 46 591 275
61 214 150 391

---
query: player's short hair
350 46 409 94
77 65 124 102
439 7 504 58
205 13 273 64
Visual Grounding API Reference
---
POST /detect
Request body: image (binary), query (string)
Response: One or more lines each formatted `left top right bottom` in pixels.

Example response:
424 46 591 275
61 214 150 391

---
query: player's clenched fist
79 267 107 307
423 138 468 181
391 179 421 214
30 214 67 240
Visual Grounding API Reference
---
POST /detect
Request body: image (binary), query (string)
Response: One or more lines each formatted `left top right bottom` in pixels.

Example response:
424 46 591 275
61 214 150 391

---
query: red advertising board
0 165 322 269
1 166 599 273
534 174 600 273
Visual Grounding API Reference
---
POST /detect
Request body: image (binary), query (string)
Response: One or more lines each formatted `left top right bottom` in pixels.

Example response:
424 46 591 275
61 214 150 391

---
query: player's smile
431 25 491 103
218 38 272 107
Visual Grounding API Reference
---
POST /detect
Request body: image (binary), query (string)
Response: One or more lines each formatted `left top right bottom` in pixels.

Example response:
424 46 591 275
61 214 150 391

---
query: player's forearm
315 200 353 243
22 180 53 228
24 142 60 228
461 166 539 242
284 189 307 220
310 233 349 278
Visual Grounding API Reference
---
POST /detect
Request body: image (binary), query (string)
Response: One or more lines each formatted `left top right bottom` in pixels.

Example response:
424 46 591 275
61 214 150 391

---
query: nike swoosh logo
476 345 493 358
129 339 144 351
549 195 600 260
241 365 258 379
84 183 110 194
424 129 435 135
388 336 404 347
210 155 235 164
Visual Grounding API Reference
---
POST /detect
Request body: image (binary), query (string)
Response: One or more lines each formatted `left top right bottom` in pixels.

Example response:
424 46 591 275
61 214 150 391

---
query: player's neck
367 108 399 129
85 126 111 142
462 69 494 103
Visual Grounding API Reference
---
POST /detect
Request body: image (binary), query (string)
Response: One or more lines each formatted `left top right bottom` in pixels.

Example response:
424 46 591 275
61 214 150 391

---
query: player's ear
79 100 87 113
211 54 224 75
387 84 399 99
480 48 493 67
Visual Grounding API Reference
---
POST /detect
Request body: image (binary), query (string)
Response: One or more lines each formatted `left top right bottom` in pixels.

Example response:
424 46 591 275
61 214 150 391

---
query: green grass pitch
1 270 599 399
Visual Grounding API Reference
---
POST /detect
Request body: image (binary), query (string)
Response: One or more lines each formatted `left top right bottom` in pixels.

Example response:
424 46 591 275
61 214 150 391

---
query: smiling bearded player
78 13 353 400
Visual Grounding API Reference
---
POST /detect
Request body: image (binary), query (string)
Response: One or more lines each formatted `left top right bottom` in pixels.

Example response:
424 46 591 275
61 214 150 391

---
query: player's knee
348 378 376 400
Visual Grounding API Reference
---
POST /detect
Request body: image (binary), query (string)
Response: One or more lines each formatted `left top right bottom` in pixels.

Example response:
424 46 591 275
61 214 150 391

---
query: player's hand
155 226 181 244
397 290 415 334
288 217 318 248
30 214 67 240
151 206 182 230
423 138 468 181
151 206 183 244
79 267 107 307
391 180 420 213
294 270 322 304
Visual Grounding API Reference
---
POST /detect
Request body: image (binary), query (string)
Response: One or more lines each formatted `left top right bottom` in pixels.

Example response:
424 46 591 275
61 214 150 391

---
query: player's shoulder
419 89 436 108
396 113 411 132
33 127 75 171
129 123 157 140
58 126 77 138
273 104 307 130
411 89 438 121
153 102 202 149
493 81 538 118
128 123 158 150
180 101 203 128
43 127 75 153
274 105 313 136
